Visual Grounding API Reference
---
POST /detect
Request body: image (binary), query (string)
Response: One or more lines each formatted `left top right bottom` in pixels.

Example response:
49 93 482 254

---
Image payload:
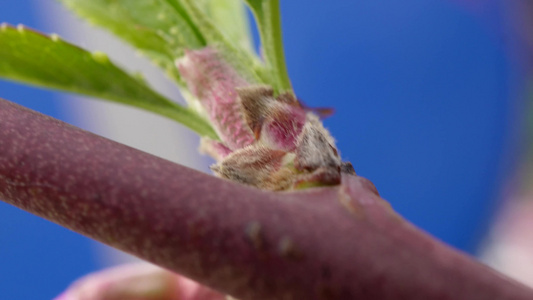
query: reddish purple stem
0 98 532 300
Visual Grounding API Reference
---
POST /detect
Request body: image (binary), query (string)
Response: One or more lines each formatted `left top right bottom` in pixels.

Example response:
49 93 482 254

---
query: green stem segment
245 0 292 93
267 0 291 93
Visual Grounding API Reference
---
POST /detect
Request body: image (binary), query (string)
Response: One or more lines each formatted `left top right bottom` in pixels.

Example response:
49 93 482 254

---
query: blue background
281 0 518 252
0 1 98 299
0 0 524 299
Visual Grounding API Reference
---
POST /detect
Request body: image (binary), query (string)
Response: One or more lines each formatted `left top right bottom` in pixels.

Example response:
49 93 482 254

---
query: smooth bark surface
1 98 532 300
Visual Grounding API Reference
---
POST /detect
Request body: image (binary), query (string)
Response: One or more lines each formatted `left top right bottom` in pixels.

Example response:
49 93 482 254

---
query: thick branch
0 98 531 300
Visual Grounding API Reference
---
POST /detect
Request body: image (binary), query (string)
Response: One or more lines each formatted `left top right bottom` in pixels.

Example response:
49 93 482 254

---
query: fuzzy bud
177 48 353 191
176 48 254 150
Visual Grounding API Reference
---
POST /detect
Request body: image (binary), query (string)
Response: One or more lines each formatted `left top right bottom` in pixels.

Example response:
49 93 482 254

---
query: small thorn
16 24 25 33
170 26 179 35
50 33 61 42
91 51 109 64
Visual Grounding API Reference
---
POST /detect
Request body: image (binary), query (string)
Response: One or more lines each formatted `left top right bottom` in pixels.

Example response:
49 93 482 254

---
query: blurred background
1 0 533 298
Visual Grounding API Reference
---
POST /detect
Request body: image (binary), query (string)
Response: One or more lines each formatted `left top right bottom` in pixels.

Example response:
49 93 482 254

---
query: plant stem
247 0 292 93
1 98 532 300
267 0 292 93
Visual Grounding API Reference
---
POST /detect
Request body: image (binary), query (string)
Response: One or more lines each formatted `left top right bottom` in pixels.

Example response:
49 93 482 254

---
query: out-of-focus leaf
178 0 265 84
0 24 217 138
60 0 269 87
196 0 254 53
59 0 205 82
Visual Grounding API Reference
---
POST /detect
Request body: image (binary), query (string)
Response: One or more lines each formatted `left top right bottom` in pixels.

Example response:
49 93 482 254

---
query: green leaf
243 0 291 93
60 0 270 88
195 0 253 54
59 0 206 82
177 0 265 84
0 24 217 139
194 0 276 85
